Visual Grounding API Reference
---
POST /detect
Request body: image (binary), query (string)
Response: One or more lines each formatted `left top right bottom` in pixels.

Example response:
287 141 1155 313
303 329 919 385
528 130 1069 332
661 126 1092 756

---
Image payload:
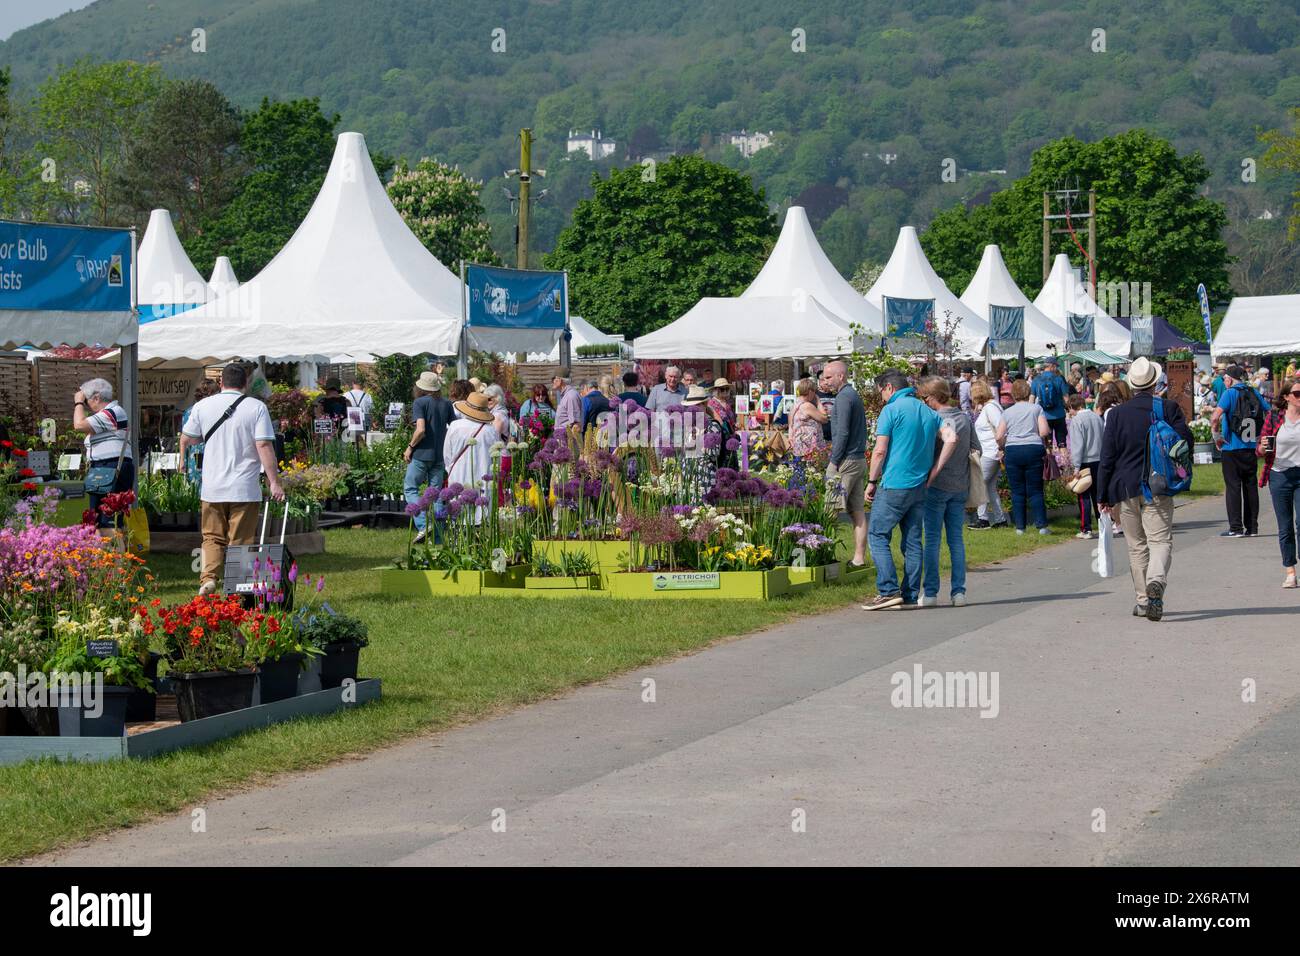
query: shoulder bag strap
442 423 489 486
203 394 248 443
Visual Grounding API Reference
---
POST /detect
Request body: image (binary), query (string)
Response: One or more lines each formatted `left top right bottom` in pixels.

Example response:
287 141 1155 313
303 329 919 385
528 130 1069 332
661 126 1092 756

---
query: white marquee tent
139 132 463 364
635 296 862 359
1212 294 1300 356
526 314 623 363
960 244 1066 357
207 256 239 298
1033 253 1131 356
634 205 874 359
864 226 988 356
137 208 211 322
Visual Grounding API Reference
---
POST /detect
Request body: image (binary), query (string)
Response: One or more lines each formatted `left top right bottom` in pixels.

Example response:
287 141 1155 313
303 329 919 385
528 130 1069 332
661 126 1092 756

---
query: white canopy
1213 294 1300 356
139 131 463 363
960 245 1067 357
527 314 623 363
207 256 239 298
865 226 988 356
741 205 884 332
137 208 210 317
1033 253 1131 356
635 296 861 359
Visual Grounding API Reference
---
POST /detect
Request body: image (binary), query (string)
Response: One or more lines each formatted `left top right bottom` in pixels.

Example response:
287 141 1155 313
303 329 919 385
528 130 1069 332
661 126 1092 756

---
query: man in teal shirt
862 370 959 610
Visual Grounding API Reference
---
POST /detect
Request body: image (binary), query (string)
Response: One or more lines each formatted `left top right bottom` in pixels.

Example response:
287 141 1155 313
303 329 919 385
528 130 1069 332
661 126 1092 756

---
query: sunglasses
1290 390 1300 398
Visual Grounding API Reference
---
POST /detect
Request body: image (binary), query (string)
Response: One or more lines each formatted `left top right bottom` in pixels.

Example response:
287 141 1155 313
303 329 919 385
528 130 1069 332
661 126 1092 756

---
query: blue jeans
404 459 445 538
868 484 927 602
923 486 968 598
1003 444 1047 530
1269 465 1300 568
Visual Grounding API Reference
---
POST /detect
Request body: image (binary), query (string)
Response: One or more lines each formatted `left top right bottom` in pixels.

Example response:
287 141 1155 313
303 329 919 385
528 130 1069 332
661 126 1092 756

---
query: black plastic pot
15 703 60 736
125 652 162 722
257 652 303 703
57 684 134 737
171 669 257 722
319 641 361 689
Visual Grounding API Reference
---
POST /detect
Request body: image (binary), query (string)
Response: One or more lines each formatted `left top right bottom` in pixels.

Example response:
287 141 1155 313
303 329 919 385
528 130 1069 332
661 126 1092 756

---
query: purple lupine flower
316 576 325 592
288 562 298 584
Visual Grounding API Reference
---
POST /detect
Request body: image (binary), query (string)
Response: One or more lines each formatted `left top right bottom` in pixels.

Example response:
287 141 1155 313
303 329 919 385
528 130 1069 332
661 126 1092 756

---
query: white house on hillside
727 129 774 157
567 129 617 159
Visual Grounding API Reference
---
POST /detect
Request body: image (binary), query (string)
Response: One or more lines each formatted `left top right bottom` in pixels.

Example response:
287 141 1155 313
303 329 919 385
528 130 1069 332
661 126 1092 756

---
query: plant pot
125 652 162 722
170 668 257 722
257 652 304 703
297 654 323 695
57 684 133 738
16 702 60 736
319 641 361 689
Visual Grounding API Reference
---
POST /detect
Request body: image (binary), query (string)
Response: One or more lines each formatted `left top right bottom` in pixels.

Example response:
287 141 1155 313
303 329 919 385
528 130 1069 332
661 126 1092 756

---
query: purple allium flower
724 437 740 451
405 500 423 517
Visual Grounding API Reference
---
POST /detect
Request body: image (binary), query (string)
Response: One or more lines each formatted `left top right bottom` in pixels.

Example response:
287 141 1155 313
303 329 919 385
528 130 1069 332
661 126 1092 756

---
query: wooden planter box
606 568 790 600
786 564 832 591
517 574 602 597
532 539 629 572
379 564 531 597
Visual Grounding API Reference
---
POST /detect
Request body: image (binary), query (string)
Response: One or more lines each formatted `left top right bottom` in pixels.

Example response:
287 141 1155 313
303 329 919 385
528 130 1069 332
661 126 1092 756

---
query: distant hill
4 0 1299 270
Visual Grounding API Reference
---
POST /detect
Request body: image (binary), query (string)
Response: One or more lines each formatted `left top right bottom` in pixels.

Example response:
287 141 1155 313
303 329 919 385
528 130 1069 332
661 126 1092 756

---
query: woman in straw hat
442 392 496 524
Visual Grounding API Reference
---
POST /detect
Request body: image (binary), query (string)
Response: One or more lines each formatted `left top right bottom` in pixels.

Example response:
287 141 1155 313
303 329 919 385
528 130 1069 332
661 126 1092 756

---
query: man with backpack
1097 357 1194 622
1031 356 1068 447
1211 364 1266 537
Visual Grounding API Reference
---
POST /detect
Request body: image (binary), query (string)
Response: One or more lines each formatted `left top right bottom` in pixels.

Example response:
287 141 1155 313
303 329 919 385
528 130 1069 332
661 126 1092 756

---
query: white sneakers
1284 572 1298 589
919 596 939 607
198 580 218 597
952 593 967 607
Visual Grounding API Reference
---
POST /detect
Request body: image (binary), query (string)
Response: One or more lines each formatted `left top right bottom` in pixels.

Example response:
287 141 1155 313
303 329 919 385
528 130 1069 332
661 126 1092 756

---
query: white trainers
198 580 218 597
919 595 938 607
1076 531 1095 539
1284 572 1298 589
1039 527 1052 536
952 593 967 607
1015 528 1025 536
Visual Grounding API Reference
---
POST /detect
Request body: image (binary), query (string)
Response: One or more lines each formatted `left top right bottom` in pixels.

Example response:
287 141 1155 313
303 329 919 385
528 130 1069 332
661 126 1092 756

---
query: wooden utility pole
517 128 532 269
1043 186 1097 290
1087 189 1097 295
1042 192 1051 285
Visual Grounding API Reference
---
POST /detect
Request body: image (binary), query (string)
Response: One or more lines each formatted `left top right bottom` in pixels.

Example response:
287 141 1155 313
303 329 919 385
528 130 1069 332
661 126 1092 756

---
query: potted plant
526 550 599 591
0 612 59 736
46 609 152 737
243 562 321 703
294 596 369 690
151 595 258 721
1191 417 1214 457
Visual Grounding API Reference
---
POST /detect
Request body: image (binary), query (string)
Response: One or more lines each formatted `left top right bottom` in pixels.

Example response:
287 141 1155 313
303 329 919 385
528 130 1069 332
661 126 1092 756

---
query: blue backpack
1143 396 1193 501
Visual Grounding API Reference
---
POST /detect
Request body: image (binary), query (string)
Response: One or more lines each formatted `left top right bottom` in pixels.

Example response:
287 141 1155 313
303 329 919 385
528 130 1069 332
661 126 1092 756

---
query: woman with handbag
995 378 1052 535
968 381 1008 530
72 378 134 529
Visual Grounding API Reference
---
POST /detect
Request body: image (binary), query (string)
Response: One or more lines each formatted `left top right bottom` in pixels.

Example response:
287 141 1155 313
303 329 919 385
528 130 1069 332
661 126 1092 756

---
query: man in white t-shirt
345 374 374 440
180 364 285 595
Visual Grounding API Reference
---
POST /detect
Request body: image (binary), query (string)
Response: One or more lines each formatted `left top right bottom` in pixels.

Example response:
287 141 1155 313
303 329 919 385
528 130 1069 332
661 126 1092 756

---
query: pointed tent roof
635 296 862 359
139 132 463 363
741 205 884 332
960 244 1067 356
207 256 239 298
137 208 210 322
1033 253 1131 356
865 226 988 355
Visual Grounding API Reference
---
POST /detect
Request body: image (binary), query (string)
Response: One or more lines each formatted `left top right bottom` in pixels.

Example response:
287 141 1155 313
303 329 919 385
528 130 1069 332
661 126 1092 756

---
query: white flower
466 438 478 446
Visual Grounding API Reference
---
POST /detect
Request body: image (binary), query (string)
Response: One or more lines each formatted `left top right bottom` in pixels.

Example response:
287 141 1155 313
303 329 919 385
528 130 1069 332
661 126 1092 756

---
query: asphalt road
35 493 1300 866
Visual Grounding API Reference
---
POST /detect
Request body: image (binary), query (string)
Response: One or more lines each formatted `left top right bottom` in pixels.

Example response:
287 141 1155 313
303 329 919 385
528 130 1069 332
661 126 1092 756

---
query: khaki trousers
200 501 261 587
1117 495 1174 603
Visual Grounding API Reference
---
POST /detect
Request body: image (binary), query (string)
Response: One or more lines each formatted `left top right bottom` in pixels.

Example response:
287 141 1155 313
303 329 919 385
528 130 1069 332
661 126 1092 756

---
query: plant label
383 414 401 431
26 450 51 476
759 394 776 416
778 395 796 416
86 639 120 658
387 402 404 416
149 452 180 473
313 418 335 436
57 453 82 472
734 395 750 415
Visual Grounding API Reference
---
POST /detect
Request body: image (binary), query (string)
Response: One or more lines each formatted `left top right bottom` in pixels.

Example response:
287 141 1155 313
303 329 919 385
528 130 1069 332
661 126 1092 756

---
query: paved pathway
36 494 1300 866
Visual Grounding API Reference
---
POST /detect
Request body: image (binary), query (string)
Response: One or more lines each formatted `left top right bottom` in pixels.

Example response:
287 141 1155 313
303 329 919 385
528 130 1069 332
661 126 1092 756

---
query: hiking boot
1145 581 1165 622
862 593 903 611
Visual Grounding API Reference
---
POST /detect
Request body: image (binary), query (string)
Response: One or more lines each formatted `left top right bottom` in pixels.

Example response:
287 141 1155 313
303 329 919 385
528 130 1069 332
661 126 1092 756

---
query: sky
0 0 95 41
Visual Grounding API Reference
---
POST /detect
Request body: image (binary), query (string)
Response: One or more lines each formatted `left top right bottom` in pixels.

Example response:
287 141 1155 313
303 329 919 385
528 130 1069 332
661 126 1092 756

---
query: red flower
21 482 37 492
0 440 11 448
11 448 26 458
18 468 34 478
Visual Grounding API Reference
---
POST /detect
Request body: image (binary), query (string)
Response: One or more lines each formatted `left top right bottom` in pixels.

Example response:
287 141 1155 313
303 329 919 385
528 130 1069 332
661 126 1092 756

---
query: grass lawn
0 465 1226 862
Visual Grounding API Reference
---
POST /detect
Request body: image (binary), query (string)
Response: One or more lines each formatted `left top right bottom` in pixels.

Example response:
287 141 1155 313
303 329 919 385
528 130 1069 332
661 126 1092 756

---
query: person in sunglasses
1258 377 1300 589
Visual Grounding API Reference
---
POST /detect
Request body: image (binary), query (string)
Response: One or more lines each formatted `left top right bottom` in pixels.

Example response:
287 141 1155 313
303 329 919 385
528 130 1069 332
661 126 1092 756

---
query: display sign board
734 395 750 415
652 571 720 591
465 264 566 332
25 450 51 477
313 418 335 436
989 304 1025 355
149 452 181 473
884 296 934 337
383 413 401 430
778 395 796 417
1066 312 1095 352
86 639 120 659
139 368 206 407
1130 315 1154 357
57 453 82 472
0 222 131 313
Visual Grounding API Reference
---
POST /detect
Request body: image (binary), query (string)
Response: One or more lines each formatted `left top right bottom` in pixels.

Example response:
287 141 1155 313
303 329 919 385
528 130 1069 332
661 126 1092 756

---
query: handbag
85 421 129 495
1042 447 1062 482
967 450 988 508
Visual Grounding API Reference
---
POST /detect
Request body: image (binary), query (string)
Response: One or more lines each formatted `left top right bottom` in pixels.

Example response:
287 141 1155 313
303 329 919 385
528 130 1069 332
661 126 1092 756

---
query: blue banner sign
989 304 1025 354
465 264 565 330
1196 282 1212 345
1066 312 1095 352
883 296 934 337
0 221 132 313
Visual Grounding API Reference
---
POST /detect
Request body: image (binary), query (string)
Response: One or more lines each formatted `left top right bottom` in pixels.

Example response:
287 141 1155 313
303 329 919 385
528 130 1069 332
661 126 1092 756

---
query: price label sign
57 453 82 472
86 639 120 659
149 453 181 473
387 402 404 416
26 450 51 477
384 414 401 430
313 418 335 436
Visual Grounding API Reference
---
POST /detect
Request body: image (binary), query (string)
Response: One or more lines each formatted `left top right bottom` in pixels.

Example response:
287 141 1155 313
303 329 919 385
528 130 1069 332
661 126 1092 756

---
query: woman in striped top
72 377 134 528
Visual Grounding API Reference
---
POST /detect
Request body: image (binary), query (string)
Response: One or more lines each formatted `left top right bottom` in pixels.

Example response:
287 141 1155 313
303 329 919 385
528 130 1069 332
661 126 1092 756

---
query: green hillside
4 0 1299 272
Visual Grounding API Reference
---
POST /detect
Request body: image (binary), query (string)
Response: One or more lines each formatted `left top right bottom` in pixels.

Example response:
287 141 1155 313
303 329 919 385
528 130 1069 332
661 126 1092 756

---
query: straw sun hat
454 391 495 423
415 371 443 392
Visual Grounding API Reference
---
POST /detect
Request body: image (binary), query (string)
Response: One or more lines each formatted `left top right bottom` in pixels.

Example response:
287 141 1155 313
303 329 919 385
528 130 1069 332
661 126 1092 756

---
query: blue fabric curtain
884 297 934 337
989 304 1024 354
1130 315 1154 356
1066 312 1095 351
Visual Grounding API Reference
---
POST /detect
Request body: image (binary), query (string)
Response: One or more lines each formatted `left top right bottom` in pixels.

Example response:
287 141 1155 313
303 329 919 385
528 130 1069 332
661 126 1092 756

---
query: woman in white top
442 392 496 525
72 378 134 528
968 380 1007 529
1260 379 1300 588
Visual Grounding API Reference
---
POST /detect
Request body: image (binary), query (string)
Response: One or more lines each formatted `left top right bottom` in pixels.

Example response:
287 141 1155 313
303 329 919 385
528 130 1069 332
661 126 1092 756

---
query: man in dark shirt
316 378 349 427
814 364 836 443
403 371 455 543
1097 357 1193 622
582 380 612 432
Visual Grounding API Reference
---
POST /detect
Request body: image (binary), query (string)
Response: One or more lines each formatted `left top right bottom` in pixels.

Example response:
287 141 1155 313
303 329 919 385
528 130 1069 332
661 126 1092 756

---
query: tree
920 130 1230 338
386 157 498 267
1261 108 1300 239
185 98 339 278
115 79 244 239
544 155 776 338
32 59 163 224
849 259 886 295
